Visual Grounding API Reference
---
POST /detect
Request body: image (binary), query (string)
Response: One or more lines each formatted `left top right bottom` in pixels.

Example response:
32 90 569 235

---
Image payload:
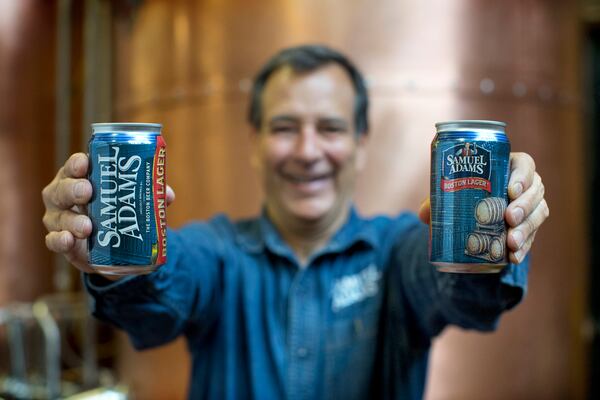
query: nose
293 125 322 163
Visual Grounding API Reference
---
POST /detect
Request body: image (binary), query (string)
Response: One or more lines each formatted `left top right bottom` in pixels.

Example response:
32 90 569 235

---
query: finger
508 152 536 200
505 172 544 227
506 198 549 251
43 210 92 239
509 233 535 264
50 178 93 210
64 238 96 274
45 231 76 253
46 232 96 273
166 185 176 206
418 198 430 225
63 153 90 179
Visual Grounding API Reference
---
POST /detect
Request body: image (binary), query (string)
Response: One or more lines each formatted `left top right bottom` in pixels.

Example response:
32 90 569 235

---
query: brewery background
0 0 596 398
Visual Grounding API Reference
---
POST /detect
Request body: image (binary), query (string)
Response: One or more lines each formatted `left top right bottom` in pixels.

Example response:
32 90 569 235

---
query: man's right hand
42 153 95 273
43 152 176 277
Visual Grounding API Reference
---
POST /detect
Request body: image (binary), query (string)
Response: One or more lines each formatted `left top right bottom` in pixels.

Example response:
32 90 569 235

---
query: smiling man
251 61 368 264
42 45 549 399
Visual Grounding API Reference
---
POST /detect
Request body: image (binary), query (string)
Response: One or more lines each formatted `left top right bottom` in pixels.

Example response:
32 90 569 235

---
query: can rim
91 122 162 133
435 120 506 131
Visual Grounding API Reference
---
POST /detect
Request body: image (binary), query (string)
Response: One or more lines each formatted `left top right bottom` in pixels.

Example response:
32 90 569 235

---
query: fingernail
74 182 86 199
512 182 523 197
511 230 524 249
512 207 524 225
514 249 523 264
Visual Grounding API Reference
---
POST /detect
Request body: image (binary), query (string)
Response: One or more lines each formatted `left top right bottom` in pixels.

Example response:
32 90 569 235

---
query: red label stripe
441 177 491 193
153 136 167 265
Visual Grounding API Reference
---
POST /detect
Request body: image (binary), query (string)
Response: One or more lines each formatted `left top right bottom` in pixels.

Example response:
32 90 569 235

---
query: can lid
91 122 162 134
435 120 506 133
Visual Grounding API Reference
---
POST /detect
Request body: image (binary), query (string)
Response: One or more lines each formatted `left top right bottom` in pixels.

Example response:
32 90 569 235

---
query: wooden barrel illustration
466 232 490 255
475 197 507 225
489 236 505 261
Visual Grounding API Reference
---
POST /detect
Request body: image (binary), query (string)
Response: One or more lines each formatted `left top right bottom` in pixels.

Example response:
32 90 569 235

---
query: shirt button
296 347 309 358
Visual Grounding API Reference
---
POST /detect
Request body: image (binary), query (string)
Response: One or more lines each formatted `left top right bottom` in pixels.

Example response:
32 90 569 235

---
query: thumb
418 198 430 225
166 185 176 206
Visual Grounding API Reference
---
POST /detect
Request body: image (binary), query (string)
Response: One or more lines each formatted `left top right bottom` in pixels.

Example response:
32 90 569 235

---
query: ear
355 133 369 171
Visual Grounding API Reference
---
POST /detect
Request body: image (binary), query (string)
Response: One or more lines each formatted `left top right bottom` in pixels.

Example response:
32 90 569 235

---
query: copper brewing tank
108 1 585 398
0 0 584 398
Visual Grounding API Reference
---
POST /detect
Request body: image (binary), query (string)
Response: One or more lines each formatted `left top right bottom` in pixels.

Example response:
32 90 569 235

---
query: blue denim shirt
85 208 528 400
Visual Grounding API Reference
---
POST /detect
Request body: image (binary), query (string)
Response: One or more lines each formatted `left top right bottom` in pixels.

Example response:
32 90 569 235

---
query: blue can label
88 136 167 267
430 131 510 270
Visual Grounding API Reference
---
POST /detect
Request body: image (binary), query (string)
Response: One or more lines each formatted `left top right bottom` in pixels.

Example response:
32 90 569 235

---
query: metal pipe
33 301 61 399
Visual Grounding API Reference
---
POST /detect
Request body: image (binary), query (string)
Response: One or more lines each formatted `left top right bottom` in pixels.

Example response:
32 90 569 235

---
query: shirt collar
234 206 378 261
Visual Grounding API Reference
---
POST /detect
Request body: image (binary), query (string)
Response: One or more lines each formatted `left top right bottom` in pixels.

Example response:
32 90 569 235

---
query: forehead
261 64 355 120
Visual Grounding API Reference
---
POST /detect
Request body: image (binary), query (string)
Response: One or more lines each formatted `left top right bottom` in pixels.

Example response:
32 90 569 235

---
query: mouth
280 171 333 184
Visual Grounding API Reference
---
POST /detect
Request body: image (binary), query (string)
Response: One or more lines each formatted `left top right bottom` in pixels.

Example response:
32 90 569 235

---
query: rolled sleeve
84 221 224 349
394 216 529 338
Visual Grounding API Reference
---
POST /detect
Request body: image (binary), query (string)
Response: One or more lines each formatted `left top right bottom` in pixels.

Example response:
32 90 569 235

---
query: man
42 45 549 399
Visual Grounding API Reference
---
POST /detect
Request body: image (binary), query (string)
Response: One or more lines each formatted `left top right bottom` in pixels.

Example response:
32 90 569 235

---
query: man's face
251 64 368 226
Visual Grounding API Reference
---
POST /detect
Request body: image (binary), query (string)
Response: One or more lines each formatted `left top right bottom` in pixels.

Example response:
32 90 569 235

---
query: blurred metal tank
99 0 587 398
0 1 56 303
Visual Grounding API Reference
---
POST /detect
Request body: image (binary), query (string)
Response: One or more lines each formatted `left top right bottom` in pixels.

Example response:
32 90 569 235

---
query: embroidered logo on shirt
331 264 381 312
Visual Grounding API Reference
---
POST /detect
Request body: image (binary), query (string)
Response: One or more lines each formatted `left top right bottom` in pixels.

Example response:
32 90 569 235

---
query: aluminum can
88 123 167 275
430 120 510 273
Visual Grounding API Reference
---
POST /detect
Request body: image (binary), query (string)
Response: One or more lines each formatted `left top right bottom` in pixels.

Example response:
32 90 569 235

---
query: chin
286 199 338 222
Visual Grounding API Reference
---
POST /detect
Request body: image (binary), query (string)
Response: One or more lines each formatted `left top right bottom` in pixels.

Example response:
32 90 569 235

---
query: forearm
430 262 528 331
396 220 529 337
83 224 222 349
84 269 187 349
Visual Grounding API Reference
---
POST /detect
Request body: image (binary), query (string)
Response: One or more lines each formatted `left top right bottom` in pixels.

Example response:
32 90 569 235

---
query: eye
270 125 297 134
320 124 347 135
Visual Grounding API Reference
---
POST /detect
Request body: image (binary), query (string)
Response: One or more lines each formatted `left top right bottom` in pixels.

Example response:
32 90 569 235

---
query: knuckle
41 184 50 199
41 187 51 207
525 153 536 171
53 179 65 207
57 211 70 231
525 217 537 236
56 178 76 208
543 199 550 218
42 213 52 230
534 173 542 186
45 233 54 250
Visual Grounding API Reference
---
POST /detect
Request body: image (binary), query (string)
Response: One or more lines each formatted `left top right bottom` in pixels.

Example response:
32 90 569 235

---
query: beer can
88 123 167 275
430 120 510 273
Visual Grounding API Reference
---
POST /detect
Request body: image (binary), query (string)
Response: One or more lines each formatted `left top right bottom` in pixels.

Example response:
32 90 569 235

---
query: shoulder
353 211 427 262
358 210 425 241
171 213 261 248
342 210 428 273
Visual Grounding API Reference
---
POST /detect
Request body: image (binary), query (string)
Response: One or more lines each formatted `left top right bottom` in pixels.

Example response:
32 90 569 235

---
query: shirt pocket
324 299 381 399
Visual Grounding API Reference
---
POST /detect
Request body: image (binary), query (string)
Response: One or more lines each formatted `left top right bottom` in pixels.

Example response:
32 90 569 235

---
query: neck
267 202 351 266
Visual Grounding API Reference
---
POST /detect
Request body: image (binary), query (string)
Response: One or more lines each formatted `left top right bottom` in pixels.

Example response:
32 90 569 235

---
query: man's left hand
418 152 549 264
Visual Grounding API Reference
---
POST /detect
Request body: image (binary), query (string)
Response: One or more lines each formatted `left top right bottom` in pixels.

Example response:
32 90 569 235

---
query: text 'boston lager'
88 123 167 275
430 120 510 273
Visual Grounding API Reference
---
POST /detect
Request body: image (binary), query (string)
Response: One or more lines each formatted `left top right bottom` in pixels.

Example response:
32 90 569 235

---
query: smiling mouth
280 171 333 184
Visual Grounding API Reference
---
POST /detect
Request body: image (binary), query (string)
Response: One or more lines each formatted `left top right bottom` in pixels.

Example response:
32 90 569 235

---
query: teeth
284 173 328 183
291 176 319 183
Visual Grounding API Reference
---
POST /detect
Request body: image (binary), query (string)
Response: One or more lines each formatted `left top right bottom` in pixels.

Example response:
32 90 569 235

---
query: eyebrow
269 115 349 127
269 115 299 125
318 118 348 127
